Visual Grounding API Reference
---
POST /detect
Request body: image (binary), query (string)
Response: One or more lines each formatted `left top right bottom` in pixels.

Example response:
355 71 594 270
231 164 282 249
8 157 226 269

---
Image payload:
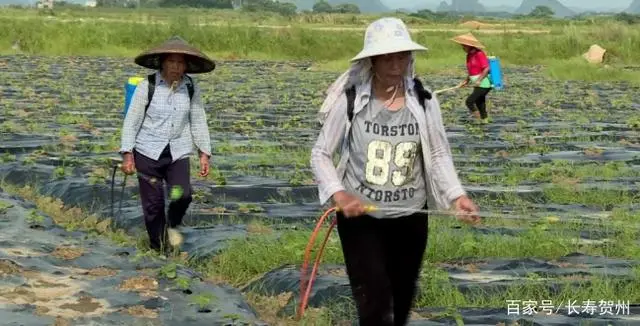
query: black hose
119 173 127 216
111 164 117 218
110 163 129 219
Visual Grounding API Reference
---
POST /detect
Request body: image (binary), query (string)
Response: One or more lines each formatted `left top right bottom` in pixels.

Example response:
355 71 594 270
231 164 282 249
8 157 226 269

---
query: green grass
2 8 639 85
3 178 639 324
461 161 640 185
545 57 640 84
205 204 640 284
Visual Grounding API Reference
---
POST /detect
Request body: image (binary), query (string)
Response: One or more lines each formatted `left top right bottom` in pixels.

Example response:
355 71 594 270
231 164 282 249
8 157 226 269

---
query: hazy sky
382 0 632 10
0 0 633 10
476 0 630 7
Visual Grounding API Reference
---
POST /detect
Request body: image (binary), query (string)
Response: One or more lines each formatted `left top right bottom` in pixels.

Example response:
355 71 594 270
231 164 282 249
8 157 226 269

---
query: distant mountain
567 6 588 12
395 2 439 11
0 0 33 5
292 0 389 12
485 5 517 12
627 0 640 13
515 0 575 17
383 0 438 11
566 5 626 13
437 0 485 12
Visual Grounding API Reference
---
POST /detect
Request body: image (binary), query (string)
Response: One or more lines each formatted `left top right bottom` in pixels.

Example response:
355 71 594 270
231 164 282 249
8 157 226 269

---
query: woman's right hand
332 191 366 218
121 153 136 175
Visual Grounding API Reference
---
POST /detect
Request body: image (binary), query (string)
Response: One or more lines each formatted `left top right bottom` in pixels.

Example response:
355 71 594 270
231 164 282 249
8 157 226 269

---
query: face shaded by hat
352 17 428 89
134 36 216 75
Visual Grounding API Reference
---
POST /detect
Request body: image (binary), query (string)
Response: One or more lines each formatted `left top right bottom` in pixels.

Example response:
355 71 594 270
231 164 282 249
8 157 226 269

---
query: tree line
93 0 361 15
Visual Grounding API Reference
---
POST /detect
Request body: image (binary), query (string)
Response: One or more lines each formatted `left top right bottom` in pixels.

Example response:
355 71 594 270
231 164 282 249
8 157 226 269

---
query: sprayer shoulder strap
143 74 195 113
345 77 432 121
144 74 155 113
185 75 194 102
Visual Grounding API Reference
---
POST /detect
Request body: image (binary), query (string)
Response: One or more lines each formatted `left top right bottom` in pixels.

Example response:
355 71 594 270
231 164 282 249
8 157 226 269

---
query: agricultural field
1 7 640 326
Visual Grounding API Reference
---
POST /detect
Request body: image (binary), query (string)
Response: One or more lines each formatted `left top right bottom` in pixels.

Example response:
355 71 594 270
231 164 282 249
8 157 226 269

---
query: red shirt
466 49 489 75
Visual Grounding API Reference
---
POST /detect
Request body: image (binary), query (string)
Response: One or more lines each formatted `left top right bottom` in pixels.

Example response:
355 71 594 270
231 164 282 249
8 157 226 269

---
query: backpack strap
345 84 356 122
345 78 432 122
144 73 156 113
412 77 432 105
185 75 195 101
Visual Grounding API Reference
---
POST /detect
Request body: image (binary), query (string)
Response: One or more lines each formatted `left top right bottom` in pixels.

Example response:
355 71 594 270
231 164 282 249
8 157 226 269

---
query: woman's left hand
453 195 480 225
199 153 210 177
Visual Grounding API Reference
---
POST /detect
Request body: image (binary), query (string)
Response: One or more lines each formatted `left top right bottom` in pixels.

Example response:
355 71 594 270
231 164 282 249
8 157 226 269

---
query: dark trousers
134 145 192 251
336 211 429 326
465 87 491 119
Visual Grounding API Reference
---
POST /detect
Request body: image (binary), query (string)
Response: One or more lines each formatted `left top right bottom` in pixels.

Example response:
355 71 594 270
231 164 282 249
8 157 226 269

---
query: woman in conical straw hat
310 17 480 325
119 36 215 254
451 33 492 124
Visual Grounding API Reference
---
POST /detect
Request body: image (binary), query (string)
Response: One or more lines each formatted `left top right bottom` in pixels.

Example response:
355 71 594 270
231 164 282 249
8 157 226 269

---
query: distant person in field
452 33 492 124
310 17 480 326
119 36 215 254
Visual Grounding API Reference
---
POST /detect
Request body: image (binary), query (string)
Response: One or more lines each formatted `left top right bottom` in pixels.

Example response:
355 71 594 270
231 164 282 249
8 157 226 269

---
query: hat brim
134 44 216 74
451 38 485 49
350 40 428 62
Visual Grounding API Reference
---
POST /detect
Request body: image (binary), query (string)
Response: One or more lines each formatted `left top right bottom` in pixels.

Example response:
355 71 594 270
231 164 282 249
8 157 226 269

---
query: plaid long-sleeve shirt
119 71 211 162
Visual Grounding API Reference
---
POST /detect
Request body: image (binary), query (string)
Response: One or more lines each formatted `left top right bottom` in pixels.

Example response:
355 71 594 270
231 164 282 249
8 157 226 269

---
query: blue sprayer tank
123 76 144 117
488 56 503 90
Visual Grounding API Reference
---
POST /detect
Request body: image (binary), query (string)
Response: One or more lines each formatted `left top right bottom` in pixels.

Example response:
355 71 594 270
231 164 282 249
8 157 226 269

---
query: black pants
134 145 192 251
336 211 429 326
465 87 491 119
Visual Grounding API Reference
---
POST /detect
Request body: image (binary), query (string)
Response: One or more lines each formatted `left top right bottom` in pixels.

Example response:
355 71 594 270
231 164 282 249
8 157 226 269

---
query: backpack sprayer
432 56 504 96
109 76 143 220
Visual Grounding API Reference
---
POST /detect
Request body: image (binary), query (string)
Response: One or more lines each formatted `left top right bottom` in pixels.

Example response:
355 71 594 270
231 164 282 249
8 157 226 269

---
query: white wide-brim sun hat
351 17 428 62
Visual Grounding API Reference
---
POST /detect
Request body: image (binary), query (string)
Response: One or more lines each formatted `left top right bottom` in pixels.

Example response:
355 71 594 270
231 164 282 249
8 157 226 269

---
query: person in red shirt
451 33 492 123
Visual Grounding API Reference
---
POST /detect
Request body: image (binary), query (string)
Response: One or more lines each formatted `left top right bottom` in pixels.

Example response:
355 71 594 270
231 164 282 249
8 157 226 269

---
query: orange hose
297 206 337 320
300 217 336 318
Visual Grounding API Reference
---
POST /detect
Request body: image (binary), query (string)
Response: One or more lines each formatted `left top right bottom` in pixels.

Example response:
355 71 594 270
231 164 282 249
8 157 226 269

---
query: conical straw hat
583 44 606 64
134 36 215 74
451 33 485 49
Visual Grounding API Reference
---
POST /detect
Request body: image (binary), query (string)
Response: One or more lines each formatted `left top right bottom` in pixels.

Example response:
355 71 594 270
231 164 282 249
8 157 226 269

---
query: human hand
453 195 480 225
121 153 135 175
332 191 366 218
199 152 210 177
